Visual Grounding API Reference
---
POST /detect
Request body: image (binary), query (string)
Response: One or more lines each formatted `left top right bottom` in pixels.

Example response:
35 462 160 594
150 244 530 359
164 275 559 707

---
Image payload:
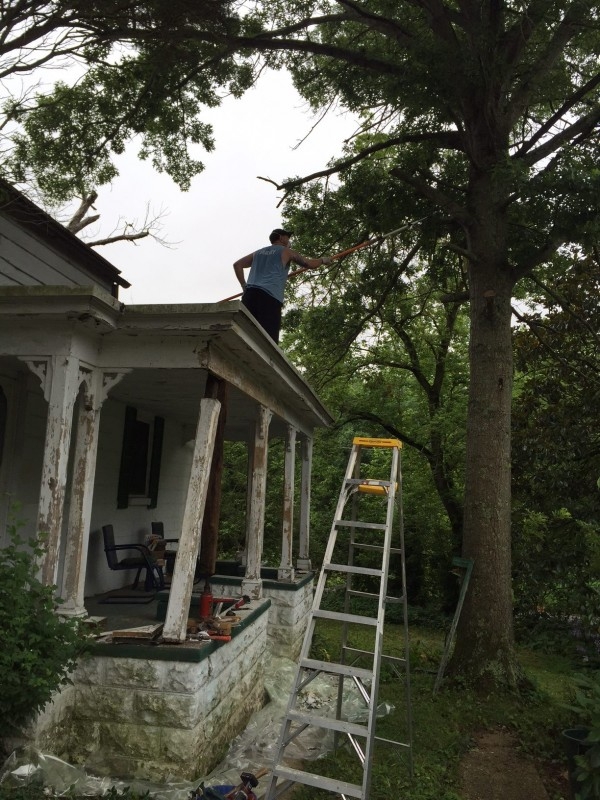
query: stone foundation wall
26 577 313 782
208 575 314 660
31 604 269 781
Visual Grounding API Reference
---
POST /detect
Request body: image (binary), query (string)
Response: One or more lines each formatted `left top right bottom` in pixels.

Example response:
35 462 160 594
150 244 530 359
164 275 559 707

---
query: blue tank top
246 245 289 303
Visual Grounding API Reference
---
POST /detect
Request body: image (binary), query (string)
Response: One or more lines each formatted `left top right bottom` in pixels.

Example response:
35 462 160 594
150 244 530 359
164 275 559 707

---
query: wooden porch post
278 424 296 580
23 355 81 586
60 369 127 617
238 439 254 567
241 405 272 600
297 435 313 571
163 397 221 642
198 375 228 578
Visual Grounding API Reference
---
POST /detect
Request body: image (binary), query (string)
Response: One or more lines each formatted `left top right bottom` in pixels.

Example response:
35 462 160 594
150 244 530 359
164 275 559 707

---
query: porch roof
0 285 333 439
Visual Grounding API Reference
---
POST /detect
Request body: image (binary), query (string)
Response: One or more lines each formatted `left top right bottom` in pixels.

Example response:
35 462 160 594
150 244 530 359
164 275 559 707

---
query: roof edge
0 178 131 290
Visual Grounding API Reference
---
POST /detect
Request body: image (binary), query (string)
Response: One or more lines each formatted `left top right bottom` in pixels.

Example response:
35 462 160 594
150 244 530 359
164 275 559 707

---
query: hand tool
224 768 269 800
221 216 431 302
226 594 251 615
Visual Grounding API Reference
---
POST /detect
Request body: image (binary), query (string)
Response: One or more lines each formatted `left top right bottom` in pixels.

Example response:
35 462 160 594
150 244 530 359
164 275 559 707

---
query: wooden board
112 623 163 641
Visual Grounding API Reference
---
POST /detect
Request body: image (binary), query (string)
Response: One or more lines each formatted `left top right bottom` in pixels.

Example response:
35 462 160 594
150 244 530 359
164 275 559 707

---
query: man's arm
286 249 332 270
233 253 254 289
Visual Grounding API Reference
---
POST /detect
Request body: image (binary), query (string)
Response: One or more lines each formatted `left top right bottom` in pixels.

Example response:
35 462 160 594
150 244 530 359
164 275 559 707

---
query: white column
237 439 254 567
297 435 313 571
278 425 296 581
24 356 81 586
163 397 221 643
60 370 127 617
241 405 272 600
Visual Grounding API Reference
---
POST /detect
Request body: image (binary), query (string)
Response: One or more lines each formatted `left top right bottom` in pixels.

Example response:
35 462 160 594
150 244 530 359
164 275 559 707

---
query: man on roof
233 228 332 344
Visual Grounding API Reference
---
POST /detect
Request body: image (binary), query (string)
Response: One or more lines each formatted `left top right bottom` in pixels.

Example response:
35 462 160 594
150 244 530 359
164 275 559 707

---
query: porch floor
85 586 161 630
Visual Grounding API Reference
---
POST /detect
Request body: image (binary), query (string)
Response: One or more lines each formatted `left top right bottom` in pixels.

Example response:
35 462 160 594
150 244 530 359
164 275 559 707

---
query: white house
0 179 333 780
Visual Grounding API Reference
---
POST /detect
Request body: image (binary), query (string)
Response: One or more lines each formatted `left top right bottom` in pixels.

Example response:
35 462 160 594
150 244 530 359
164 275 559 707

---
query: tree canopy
1 0 599 690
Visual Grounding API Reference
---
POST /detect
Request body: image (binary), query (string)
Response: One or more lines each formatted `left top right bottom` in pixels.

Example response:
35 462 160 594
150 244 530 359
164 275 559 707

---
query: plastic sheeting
0 657 394 799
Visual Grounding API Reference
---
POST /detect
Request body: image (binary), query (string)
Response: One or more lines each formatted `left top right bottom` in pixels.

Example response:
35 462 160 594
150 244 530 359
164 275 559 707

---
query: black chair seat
102 524 164 591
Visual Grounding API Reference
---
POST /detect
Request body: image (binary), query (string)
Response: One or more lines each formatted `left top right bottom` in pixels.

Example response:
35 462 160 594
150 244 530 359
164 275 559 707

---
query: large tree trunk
448 165 526 689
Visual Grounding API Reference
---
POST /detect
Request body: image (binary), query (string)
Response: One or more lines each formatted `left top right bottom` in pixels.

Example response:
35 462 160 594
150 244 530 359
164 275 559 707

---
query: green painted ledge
156 570 314 621
89 598 271 662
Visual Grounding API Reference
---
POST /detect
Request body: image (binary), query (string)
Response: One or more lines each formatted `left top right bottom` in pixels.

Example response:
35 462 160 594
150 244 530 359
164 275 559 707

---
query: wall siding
0 216 115 293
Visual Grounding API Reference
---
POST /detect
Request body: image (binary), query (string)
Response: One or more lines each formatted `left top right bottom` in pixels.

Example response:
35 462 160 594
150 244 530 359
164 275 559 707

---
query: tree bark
448 161 525 689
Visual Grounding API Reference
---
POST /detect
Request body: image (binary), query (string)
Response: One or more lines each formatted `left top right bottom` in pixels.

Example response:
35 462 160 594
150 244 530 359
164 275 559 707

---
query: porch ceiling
109 367 283 441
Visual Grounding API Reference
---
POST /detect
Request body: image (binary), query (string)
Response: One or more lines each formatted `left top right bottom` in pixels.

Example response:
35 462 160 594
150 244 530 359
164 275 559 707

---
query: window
117 406 164 509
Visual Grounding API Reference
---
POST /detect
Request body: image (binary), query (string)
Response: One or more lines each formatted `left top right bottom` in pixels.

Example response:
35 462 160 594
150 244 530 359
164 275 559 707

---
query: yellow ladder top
353 436 402 449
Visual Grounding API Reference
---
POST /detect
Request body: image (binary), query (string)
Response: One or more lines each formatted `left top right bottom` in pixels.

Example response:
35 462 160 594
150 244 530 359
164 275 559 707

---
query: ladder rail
265 437 413 800
359 444 400 799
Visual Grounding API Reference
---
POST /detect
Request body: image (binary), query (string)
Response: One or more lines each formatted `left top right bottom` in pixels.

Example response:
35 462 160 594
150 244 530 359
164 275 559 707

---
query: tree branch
514 71 600 159
515 104 600 168
390 166 471 226
88 230 149 247
340 411 431 456
336 0 416 44
66 190 99 234
410 0 463 46
233 35 406 77
528 273 600 346
512 305 599 381
511 228 570 281
507 2 591 125
333 241 422 362
265 130 462 193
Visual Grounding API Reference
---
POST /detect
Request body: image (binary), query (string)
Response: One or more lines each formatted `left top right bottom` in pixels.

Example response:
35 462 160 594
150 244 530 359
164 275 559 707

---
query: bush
0 515 89 733
565 673 600 800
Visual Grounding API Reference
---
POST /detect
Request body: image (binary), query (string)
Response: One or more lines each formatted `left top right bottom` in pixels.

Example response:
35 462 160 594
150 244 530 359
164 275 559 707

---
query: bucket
562 728 592 800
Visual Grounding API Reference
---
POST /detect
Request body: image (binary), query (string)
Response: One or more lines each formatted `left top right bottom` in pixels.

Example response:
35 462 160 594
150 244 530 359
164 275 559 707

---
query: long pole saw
220 215 430 302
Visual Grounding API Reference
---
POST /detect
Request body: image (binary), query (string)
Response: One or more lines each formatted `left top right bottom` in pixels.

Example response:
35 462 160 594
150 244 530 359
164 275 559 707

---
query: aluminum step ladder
265 436 413 800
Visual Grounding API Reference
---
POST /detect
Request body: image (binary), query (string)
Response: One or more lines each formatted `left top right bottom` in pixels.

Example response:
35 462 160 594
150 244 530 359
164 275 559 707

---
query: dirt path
458 729 551 800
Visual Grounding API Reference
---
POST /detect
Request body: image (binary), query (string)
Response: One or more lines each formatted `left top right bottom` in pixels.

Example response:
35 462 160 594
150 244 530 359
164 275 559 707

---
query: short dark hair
269 228 293 243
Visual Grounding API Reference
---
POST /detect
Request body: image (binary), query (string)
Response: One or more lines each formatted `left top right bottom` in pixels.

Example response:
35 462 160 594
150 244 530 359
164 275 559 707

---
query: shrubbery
0 514 89 733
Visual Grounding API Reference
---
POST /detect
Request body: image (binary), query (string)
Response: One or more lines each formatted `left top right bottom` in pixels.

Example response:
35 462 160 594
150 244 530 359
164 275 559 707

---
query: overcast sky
85 70 356 305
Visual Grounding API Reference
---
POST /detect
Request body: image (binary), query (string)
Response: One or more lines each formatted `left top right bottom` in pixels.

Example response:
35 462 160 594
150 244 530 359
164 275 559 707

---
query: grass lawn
288 621 578 800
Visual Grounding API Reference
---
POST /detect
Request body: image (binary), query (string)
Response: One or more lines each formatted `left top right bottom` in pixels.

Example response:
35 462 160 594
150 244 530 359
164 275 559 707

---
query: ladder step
270 766 363 798
347 589 405 604
335 519 388 530
346 478 395 487
352 542 402 553
374 735 411 748
300 657 373 681
324 562 382 577
343 645 407 665
358 484 390 496
353 436 402 448
313 609 378 626
347 589 381 600
287 710 368 737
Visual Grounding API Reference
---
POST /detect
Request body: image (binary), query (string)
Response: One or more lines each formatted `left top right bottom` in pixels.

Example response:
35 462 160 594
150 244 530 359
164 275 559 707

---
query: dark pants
241 286 283 343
